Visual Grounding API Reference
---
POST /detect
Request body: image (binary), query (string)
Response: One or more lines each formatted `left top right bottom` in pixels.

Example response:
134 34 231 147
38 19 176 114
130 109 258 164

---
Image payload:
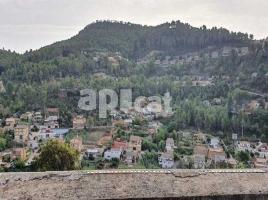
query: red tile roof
112 141 128 150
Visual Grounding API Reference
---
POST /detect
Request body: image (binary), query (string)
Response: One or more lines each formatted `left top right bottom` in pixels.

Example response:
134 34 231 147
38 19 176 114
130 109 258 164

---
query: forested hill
0 20 267 114
26 20 252 61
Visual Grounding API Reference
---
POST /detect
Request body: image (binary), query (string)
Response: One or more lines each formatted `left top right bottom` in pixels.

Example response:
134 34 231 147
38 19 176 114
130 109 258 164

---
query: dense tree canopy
34 140 80 171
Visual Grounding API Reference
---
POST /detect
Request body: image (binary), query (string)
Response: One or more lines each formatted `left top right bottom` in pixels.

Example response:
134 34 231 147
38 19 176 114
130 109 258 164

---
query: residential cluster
137 46 249 67
0 94 267 171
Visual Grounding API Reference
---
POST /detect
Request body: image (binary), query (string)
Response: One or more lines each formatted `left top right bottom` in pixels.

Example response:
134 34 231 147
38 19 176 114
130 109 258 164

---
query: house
146 102 163 115
253 157 268 168
107 56 119 66
70 137 83 152
193 145 208 169
222 47 232 57
45 107 59 118
112 119 132 128
32 112 43 124
209 137 220 148
244 100 260 114
14 125 29 144
38 128 69 141
53 128 69 138
158 152 174 169
237 141 252 152
125 150 136 164
207 148 226 163
238 47 249 56
232 133 238 141
256 143 268 158
72 115 86 130
28 130 40 150
213 98 222 105
203 100 211 107
194 145 208 156
128 135 142 153
20 112 33 121
4 117 17 130
84 147 103 159
211 51 219 59
104 148 122 160
166 138 175 152
182 131 192 138
12 148 27 161
193 154 206 169
193 132 206 144
0 150 12 168
251 72 258 78
112 139 128 151
125 135 142 164
38 128 54 140
44 116 59 128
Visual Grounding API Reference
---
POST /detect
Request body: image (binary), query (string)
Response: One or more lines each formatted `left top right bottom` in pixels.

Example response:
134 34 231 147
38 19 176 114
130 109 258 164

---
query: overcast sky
1 0 268 53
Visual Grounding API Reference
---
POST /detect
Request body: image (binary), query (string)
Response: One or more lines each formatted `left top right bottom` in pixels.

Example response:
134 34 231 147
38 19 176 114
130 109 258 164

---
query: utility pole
241 104 245 139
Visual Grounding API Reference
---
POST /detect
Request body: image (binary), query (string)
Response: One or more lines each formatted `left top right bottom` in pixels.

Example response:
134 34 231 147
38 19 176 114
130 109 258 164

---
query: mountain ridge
23 20 253 62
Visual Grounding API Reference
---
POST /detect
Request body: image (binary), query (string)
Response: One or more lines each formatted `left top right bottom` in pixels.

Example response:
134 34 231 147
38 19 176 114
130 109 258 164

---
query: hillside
26 20 251 61
0 20 267 140
0 20 267 175
1 20 265 84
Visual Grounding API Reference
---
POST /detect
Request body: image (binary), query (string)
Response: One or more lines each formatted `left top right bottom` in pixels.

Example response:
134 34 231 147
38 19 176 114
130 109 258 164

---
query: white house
28 131 40 150
237 141 252 152
193 154 206 169
38 128 69 141
158 152 174 169
104 149 122 160
210 137 220 148
256 143 268 158
166 138 175 152
44 116 59 128
84 148 103 159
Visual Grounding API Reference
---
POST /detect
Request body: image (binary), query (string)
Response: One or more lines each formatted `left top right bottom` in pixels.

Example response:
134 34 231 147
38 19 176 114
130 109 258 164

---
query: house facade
12 148 27 161
207 148 226 163
72 115 86 130
104 149 122 160
5 117 17 130
128 135 142 153
44 116 59 129
158 152 174 169
166 138 175 152
14 125 29 144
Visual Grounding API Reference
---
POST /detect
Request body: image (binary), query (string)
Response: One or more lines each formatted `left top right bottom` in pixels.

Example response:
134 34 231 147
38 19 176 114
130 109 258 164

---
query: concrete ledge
1 169 268 200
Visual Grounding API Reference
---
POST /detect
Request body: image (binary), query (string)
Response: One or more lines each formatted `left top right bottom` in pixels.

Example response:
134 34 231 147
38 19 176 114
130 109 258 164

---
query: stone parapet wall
0 169 268 200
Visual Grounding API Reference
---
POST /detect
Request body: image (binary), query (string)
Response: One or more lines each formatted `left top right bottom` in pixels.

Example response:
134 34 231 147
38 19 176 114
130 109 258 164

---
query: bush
34 140 80 171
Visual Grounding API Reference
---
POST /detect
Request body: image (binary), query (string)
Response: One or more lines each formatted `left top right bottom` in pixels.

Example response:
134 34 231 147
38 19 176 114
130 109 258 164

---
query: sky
0 0 268 53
